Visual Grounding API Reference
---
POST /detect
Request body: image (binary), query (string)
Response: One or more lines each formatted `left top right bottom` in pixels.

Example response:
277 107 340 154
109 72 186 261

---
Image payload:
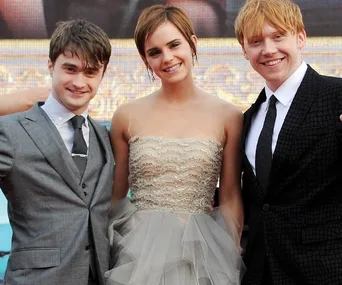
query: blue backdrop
0 191 11 280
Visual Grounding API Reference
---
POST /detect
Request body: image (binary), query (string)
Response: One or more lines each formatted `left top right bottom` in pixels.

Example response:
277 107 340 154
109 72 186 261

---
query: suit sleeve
0 118 15 181
331 78 342 144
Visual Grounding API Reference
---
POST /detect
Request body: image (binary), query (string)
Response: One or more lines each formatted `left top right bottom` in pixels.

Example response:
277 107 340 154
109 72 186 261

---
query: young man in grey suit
236 0 342 284
0 19 114 285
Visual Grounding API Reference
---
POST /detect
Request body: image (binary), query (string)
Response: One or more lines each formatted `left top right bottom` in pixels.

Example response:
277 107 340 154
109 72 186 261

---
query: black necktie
255 95 277 190
71 115 87 176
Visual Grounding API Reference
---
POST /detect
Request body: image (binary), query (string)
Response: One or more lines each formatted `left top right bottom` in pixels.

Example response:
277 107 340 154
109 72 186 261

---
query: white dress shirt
246 61 308 174
41 94 89 154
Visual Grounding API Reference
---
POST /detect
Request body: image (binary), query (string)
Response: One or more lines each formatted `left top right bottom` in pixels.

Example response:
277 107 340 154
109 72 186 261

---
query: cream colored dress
105 99 244 285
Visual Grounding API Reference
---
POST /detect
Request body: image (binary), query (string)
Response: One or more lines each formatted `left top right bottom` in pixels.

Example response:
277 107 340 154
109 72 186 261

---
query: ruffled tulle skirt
105 198 244 285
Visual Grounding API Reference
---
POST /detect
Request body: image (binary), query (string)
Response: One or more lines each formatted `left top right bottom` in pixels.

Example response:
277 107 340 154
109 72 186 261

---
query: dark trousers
242 225 273 285
242 255 272 285
261 258 273 285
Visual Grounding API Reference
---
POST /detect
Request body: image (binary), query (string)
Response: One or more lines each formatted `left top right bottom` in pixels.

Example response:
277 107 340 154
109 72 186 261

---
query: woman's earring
149 68 155 82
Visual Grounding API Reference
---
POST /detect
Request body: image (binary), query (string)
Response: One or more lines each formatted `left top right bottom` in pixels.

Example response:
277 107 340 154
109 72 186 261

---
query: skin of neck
159 74 199 104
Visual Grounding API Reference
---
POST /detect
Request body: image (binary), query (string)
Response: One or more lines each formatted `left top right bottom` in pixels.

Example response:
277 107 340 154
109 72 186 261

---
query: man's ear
242 46 249 60
297 29 307 50
48 59 54 76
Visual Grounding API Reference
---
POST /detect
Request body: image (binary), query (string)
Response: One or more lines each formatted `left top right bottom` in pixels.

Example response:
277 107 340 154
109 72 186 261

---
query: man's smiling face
242 22 306 92
48 50 104 114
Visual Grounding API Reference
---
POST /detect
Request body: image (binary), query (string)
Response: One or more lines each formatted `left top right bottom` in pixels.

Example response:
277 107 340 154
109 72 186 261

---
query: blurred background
0 0 342 281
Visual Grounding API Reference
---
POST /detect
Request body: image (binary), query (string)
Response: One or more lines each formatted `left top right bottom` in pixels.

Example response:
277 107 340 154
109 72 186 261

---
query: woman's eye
170 42 180 48
149 50 160 57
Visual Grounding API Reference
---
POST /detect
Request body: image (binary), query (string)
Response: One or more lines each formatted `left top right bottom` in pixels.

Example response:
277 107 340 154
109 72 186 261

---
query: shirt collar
265 61 307 107
42 94 89 127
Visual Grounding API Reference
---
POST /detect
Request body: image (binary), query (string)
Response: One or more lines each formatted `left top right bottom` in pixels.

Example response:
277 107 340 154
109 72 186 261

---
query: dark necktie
255 95 277 190
71 115 87 176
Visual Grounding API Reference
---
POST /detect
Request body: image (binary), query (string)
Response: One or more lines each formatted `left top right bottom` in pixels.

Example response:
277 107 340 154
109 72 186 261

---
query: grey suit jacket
0 104 114 285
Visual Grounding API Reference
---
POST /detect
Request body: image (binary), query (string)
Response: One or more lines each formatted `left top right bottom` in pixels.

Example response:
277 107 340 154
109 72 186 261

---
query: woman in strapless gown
105 4 245 285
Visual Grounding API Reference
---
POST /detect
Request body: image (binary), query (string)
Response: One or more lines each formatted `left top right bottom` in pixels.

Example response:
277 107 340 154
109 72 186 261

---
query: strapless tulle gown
105 136 244 285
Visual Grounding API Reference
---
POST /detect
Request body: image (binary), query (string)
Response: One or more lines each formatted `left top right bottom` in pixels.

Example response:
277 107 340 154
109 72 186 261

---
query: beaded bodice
128 136 223 213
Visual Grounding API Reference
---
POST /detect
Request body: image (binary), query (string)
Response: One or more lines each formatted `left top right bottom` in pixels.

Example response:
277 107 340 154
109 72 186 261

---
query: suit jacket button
85 244 90 250
263 204 270 211
82 183 86 189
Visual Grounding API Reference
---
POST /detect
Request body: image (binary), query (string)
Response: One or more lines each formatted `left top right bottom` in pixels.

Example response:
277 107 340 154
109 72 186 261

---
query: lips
262 58 284 66
163 63 181 72
67 89 87 96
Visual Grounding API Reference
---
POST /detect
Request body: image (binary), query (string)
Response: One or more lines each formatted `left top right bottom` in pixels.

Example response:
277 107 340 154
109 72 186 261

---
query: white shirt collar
42 94 89 127
265 61 307 107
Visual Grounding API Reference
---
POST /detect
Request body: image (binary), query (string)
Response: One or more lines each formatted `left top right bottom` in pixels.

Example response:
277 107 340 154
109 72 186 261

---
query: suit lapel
242 90 266 173
269 66 321 189
19 105 84 200
88 118 113 206
243 90 267 147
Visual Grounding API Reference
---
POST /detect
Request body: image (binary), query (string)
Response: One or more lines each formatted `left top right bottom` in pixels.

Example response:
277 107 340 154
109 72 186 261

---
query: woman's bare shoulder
202 92 242 118
114 93 155 118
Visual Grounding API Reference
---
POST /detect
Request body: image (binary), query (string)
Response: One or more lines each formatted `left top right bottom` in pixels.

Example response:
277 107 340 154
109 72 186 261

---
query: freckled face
242 22 306 91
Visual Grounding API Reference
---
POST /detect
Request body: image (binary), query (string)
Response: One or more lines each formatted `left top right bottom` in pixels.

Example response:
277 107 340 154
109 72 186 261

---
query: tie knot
71 115 85 129
269 95 277 107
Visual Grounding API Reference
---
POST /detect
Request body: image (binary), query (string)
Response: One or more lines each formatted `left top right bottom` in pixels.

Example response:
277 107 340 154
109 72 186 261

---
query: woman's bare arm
0 87 50 115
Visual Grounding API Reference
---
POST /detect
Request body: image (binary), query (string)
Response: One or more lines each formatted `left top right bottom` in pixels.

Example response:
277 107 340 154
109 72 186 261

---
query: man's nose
72 73 86 88
262 39 277 56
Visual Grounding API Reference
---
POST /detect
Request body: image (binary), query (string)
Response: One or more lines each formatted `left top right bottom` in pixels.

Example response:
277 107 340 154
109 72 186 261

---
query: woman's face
143 21 197 84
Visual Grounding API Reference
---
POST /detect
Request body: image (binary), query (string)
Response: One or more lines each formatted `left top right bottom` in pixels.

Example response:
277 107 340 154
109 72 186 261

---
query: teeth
165 63 181 72
69 90 84 94
264 59 281 66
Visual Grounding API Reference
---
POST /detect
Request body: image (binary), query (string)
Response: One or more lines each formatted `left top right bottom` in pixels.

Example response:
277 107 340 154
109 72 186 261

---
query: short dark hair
134 4 197 66
49 19 112 72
